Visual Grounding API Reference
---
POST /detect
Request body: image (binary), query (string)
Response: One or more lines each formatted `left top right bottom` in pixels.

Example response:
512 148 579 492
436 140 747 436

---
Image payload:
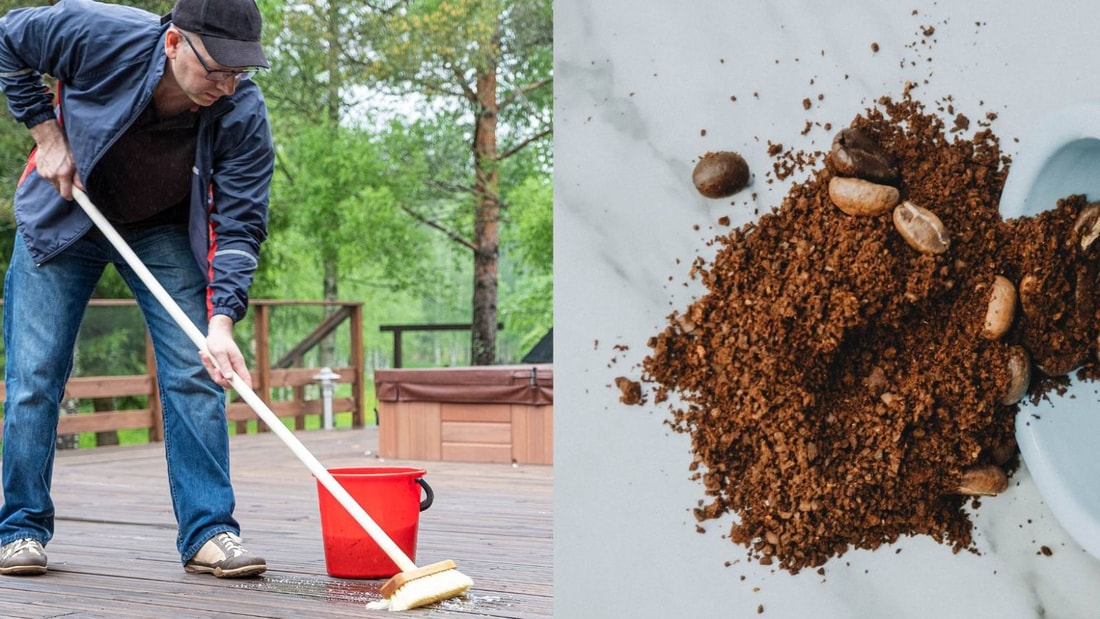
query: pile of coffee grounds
635 95 1100 573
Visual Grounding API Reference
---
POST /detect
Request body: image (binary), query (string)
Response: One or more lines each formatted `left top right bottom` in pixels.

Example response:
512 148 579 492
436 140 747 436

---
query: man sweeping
0 0 273 578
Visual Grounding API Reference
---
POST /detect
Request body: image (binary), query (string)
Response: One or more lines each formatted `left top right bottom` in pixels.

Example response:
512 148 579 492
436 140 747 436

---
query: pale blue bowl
999 102 1100 561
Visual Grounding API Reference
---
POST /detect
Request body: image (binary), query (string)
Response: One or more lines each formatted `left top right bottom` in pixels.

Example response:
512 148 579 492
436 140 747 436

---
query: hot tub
374 365 553 464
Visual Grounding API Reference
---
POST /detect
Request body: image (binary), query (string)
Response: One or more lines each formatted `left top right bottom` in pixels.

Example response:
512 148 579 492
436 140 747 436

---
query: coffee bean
955 464 1008 496
1074 202 1100 251
1018 270 1074 324
828 176 899 216
693 151 750 199
1002 346 1030 405
1017 273 1046 321
982 275 1016 341
829 127 899 184
892 201 950 254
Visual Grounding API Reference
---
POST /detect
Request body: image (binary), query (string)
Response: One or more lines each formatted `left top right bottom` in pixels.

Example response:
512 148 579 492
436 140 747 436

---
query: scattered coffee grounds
693 151 751 198
635 95 1100 573
616 376 643 405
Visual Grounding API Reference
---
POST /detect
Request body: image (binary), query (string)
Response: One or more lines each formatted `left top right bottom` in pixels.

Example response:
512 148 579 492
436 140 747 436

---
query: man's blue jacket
0 0 273 323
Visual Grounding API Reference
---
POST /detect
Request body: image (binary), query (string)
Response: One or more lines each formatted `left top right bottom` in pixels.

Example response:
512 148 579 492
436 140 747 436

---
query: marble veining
555 1 1100 617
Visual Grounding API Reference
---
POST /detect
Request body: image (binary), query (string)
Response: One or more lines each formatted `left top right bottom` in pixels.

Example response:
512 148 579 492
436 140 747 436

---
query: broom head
372 560 474 611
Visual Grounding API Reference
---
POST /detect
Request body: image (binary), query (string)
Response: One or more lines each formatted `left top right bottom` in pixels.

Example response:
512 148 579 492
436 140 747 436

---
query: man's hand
29 120 81 199
201 314 253 389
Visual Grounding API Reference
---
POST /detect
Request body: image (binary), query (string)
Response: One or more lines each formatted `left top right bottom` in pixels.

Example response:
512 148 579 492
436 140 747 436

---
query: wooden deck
0 427 552 618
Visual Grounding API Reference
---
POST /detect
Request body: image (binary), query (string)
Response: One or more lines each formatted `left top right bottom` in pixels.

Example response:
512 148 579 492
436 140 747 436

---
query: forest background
0 0 553 442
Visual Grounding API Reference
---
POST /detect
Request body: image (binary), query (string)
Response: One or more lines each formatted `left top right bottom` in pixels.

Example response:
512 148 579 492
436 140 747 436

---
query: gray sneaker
0 538 47 576
184 532 266 578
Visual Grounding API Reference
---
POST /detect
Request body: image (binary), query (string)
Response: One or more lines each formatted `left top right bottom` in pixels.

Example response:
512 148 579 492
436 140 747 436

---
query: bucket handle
416 478 434 511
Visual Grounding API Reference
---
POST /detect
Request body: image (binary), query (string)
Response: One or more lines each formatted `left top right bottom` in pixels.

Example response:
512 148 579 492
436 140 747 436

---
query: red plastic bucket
315 467 433 579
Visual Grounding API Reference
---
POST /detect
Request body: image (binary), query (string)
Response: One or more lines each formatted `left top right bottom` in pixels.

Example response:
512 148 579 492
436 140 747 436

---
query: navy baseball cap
163 0 269 69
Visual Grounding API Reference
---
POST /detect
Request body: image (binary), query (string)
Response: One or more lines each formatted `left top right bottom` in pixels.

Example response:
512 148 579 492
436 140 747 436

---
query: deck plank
0 427 552 618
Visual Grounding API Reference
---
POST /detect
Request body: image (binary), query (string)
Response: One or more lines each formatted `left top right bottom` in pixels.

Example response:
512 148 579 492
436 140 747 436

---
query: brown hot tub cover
374 364 553 406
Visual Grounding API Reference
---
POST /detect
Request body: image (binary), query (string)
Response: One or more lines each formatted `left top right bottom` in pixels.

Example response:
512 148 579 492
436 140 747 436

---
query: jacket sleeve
207 86 274 323
0 4 66 128
0 1 157 129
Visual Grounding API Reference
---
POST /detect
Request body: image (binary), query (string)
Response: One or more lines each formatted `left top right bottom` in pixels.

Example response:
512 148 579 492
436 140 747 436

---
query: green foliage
0 0 34 275
500 174 551 352
259 116 442 297
122 0 175 14
0 122 25 278
74 304 147 375
506 175 551 270
377 0 501 79
379 114 476 242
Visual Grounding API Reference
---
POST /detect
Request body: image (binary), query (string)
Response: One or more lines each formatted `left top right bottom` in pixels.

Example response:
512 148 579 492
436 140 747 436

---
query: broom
73 188 473 611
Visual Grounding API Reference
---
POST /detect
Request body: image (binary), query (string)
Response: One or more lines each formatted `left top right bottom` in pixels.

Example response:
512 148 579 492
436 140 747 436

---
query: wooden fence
0 300 366 441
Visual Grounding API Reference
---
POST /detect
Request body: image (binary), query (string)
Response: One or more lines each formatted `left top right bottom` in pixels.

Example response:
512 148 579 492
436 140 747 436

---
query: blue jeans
0 226 240 563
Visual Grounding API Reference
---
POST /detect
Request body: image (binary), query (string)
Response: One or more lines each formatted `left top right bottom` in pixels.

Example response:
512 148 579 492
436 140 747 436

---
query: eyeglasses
179 32 257 83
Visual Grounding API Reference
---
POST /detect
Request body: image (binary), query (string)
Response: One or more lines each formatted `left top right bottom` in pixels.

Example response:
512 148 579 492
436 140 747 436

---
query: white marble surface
554 1 1100 618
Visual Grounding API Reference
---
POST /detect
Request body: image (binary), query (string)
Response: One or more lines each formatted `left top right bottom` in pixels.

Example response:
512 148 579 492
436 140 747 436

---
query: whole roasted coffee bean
693 151 750 199
892 201 951 254
1075 202 1100 251
1001 345 1030 405
829 127 899 184
982 275 1016 341
1018 270 1071 323
828 176 899 216
955 464 1008 496
1017 273 1041 320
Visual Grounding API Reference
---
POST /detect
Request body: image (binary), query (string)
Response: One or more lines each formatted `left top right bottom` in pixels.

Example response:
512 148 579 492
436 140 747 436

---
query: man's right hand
28 119 81 200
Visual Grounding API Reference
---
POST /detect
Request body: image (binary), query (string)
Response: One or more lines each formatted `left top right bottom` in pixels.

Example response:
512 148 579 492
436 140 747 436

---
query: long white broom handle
72 188 417 573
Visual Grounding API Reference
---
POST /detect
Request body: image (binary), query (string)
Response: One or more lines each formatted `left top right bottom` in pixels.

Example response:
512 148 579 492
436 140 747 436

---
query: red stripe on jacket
206 186 217 320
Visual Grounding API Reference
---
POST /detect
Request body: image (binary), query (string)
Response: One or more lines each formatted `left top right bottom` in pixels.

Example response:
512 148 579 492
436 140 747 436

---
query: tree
256 0 442 365
257 0 552 366
366 0 553 365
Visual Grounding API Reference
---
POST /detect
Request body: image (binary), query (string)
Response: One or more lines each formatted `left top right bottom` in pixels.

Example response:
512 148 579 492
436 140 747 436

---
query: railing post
147 329 163 442
392 326 404 369
350 303 365 427
251 302 271 434
292 353 306 430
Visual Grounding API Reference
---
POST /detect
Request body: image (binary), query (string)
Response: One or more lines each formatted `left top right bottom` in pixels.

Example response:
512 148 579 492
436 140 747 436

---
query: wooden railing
380 322 503 368
0 299 366 441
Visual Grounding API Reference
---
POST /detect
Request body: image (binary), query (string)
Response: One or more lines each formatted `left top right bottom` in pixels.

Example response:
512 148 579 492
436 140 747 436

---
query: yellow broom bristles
366 560 474 612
